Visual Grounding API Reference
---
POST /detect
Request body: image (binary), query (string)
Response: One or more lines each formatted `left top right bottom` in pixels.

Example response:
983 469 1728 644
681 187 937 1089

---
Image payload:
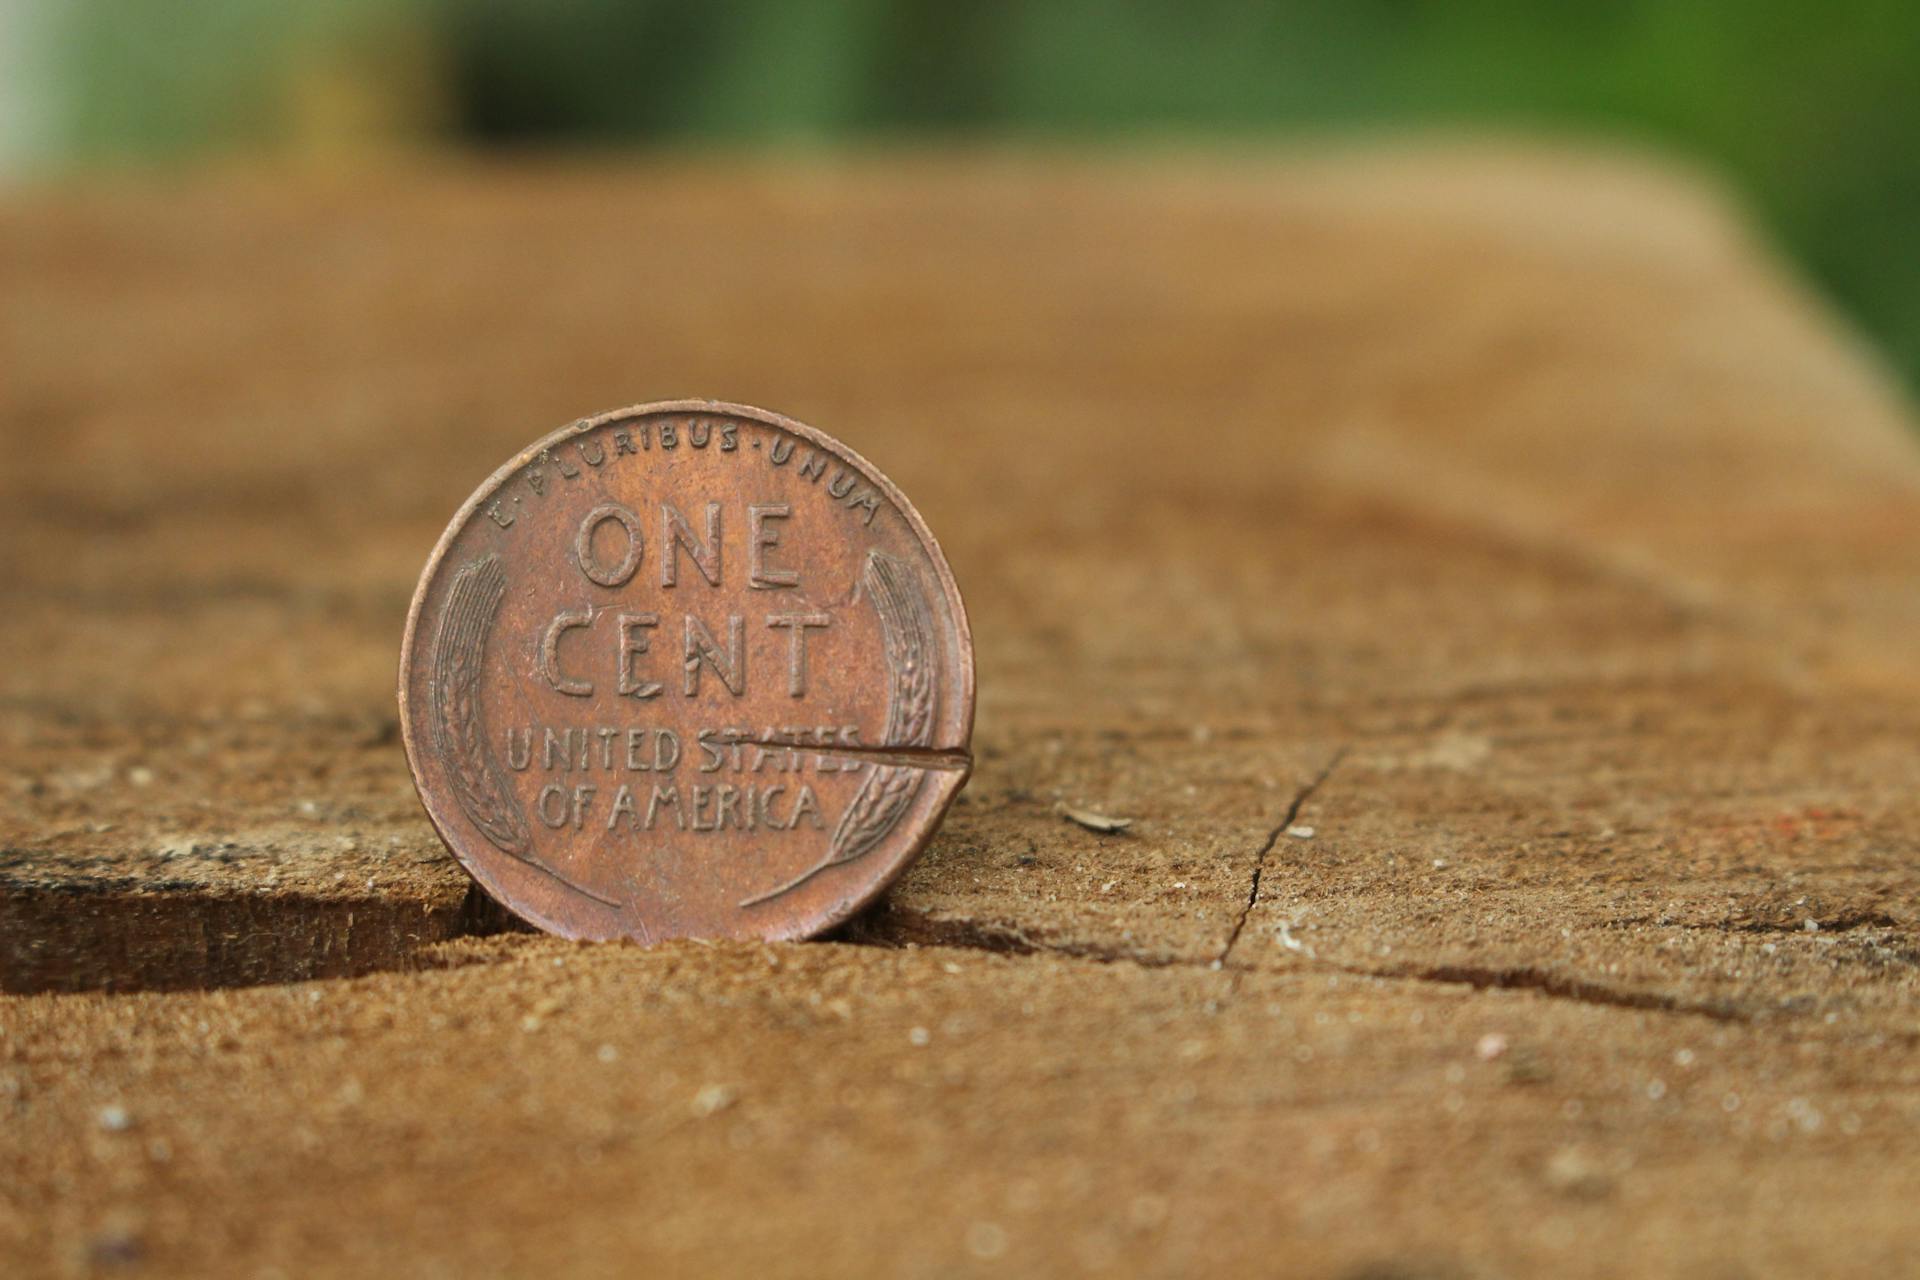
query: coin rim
398 399 976 942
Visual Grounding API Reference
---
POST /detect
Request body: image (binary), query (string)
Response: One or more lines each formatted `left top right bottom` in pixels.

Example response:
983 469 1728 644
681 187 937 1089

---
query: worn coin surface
399 402 974 942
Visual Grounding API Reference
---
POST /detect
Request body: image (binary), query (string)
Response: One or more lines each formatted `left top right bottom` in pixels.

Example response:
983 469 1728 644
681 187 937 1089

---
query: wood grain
2 146 1918 1277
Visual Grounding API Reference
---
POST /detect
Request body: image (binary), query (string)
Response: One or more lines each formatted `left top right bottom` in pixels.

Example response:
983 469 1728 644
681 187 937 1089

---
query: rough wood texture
3 147 1918 1277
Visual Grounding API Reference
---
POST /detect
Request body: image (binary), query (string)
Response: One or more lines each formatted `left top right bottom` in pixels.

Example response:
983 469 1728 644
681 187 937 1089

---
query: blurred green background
5 0 1917 384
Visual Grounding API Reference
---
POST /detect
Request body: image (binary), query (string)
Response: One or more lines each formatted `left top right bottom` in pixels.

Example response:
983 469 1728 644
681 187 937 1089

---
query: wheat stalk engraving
429 556 620 909
431 555 533 856
740 550 939 907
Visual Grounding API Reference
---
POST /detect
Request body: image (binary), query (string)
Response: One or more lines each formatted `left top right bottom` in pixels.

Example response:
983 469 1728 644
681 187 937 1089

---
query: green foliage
42 0 1920 383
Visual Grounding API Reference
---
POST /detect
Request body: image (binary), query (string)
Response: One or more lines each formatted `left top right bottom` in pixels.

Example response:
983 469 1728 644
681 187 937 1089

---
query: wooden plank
3 147 1918 1275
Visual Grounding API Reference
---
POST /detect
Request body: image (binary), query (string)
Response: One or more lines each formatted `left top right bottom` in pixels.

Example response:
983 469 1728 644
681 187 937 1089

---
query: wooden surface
4 146 1919 1277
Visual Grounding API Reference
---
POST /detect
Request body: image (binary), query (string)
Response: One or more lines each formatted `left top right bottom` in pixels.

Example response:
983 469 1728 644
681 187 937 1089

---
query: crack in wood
1216 746 1349 971
843 905 1183 967
853 904 1758 1022
1324 960 1749 1022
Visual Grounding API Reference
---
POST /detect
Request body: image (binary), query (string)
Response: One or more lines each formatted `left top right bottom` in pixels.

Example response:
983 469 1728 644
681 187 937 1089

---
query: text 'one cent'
399 402 974 942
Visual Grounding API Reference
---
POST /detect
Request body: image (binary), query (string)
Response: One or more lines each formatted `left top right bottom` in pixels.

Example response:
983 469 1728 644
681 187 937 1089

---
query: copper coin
399 402 974 942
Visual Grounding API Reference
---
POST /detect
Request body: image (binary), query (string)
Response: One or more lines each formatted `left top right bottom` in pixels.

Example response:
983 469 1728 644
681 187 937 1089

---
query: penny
399 402 974 942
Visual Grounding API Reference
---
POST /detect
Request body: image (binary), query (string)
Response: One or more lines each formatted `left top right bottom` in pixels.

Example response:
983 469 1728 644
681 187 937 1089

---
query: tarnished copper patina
399 402 974 941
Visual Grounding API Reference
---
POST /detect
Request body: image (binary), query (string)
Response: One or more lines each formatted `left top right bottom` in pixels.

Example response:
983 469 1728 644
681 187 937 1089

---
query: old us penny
399 402 974 942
